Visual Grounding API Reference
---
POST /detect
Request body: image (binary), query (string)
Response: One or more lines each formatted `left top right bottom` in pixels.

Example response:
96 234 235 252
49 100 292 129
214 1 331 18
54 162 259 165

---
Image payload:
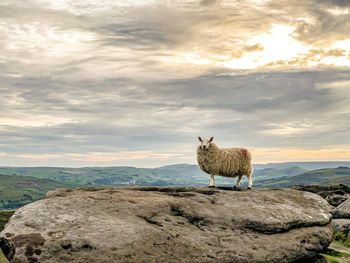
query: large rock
326 194 348 207
293 184 350 207
332 198 350 219
0 187 333 263
332 219 350 235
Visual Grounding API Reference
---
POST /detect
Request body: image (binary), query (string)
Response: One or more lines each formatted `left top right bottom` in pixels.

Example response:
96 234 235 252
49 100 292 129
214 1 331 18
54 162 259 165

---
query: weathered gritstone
0 187 333 263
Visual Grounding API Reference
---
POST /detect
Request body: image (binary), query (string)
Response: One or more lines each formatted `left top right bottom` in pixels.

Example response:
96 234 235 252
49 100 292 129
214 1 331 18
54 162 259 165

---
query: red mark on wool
241 148 249 158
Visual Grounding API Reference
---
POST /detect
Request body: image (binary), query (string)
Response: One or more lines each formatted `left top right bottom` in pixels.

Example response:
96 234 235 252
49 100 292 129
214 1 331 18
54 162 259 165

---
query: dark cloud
1 69 349 156
262 0 350 46
319 0 350 7
94 6 197 51
294 9 350 45
200 0 218 6
146 71 338 114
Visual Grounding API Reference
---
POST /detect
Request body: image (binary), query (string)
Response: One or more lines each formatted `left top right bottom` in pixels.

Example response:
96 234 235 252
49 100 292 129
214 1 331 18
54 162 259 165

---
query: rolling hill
0 174 70 210
254 161 350 170
0 163 349 210
253 166 307 180
0 164 304 188
0 165 235 187
255 166 350 188
0 163 349 188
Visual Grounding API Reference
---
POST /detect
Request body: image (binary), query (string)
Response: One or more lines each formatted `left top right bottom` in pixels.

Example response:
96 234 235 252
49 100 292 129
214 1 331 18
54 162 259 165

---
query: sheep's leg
209 174 216 188
235 175 243 188
247 172 253 190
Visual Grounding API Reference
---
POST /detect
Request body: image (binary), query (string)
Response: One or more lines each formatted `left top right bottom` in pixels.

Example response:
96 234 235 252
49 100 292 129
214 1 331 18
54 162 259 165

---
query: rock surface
326 194 348 207
0 187 333 263
293 184 350 207
332 198 350 219
332 219 350 234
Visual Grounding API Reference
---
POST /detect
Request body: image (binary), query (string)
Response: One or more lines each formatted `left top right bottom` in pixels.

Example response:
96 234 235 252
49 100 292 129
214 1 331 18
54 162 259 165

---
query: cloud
0 0 349 166
1 69 349 165
319 0 350 7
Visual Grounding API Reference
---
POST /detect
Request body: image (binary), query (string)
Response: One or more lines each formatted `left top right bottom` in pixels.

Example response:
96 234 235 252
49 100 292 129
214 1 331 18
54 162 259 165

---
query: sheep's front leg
209 174 216 188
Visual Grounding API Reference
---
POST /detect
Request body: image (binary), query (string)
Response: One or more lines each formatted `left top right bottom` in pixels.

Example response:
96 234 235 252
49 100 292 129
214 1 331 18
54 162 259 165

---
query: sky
0 0 349 167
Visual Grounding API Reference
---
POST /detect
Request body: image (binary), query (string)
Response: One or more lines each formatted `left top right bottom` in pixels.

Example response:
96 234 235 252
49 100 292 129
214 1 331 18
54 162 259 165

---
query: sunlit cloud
253 147 350 163
333 39 350 51
323 80 350 89
0 22 96 59
325 7 350 15
69 150 186 163
16 153 63 160
0 116 75 128
261 122 313 136
221 24 309 69
35 0 158 15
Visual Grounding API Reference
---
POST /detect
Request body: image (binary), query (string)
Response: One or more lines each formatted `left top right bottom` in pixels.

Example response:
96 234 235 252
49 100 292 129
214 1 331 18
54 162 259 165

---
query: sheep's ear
198 136 203 142
209 137 214 142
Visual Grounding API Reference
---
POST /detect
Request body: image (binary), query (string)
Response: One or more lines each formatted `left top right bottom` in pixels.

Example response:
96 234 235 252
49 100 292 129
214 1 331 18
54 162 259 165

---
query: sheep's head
198 136 214 150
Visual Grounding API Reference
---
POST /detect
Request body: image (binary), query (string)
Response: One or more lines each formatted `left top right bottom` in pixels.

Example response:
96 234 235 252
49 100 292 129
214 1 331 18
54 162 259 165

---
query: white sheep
196 137 253 190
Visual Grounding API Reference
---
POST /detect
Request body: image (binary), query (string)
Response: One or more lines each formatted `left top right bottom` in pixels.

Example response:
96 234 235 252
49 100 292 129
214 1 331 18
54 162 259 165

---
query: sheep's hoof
233 186 242 191
247 187 252 190
208 185 216 188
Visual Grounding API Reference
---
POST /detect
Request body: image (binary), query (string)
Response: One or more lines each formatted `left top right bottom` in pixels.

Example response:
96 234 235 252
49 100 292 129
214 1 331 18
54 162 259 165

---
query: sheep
196 136 253 190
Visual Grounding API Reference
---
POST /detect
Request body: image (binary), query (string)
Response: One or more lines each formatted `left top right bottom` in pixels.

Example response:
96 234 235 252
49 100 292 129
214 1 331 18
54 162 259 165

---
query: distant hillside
0 163 349 210
0 162 349 188
0 174 70 209
255 167 350 188
254 166 307 180
254 161 350 170
0 165 209 187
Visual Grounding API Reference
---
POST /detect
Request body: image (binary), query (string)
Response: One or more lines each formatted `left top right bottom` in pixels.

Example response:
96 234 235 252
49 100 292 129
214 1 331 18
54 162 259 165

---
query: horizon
0 0 349 167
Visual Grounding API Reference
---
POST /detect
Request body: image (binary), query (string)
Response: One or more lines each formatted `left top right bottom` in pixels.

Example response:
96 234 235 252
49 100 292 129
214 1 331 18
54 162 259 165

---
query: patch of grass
322 248 350 257
0 210 14 263
0 210 15 231
321 242 350 263
0 249 10 263
332 231 350 248
321 250 350 263
321 254 341 263
334 232 348 243
0 173 72 210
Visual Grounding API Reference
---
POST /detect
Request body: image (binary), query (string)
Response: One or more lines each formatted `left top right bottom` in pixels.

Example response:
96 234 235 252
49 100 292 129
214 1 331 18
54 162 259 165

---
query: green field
253 166 307 180
0 250 9 263
0 211 14 263
0 174 71 210
0 165 229 210
321 238 350 263
0 165 235 188
255 167 350 188
0 210 14 232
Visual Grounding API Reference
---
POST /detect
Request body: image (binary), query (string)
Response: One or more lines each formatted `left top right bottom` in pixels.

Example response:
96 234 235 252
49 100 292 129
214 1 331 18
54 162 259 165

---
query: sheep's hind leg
233 175 243 190
209 174 216 188
247 172 253 190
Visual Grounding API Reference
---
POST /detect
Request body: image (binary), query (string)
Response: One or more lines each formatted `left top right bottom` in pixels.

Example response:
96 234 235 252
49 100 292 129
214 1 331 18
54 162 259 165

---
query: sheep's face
198 136 214 150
